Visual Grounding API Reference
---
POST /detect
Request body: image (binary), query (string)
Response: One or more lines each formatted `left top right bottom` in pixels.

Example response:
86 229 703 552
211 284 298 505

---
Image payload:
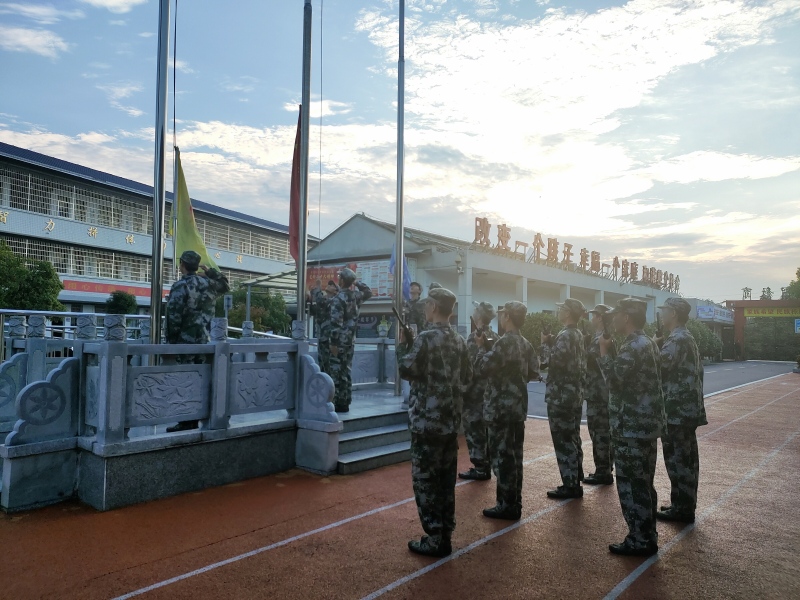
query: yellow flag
171 147 218 270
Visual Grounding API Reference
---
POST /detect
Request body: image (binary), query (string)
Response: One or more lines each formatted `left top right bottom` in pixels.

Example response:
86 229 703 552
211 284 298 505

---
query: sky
0 0 798 302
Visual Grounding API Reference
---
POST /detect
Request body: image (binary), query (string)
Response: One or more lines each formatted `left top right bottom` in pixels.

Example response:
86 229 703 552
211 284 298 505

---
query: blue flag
388 243 412 301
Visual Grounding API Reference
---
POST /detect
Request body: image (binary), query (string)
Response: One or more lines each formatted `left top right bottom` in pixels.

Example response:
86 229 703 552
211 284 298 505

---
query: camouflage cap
498 300 528 322
556 297 586 319
426 287 456 313
472 300 496 322
179 250 201 270
338 267 357 285
658 297 691 316
588 303 613 315
428 281 442 291
609 297 648 316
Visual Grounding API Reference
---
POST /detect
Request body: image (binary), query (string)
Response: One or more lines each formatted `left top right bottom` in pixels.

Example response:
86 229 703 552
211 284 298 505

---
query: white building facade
0 142 297 312
308 213 681 337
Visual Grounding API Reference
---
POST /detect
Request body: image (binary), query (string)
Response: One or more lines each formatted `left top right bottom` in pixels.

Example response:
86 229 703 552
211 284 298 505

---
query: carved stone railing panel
27 315 47 338
85 365 100 428
126 365 211 427
352 351 380 384
296 353 337 423
0 353 28 430
5 357 79 446
229 363 292 415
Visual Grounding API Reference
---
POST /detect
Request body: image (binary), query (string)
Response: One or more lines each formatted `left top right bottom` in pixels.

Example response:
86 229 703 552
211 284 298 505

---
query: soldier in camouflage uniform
541 298 587 499
598 298 666 556
458 301 497 481
329 268 373 412
165 250 230 432
583 304 616 485
656 297 707 523
404 282 426 332
309 279 339 376
398 287 472 557
401 282 425 405
476 301 539 520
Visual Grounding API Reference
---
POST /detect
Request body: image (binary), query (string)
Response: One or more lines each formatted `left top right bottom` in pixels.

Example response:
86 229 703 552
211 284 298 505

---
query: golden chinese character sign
469 216 681 292
743 307 800 318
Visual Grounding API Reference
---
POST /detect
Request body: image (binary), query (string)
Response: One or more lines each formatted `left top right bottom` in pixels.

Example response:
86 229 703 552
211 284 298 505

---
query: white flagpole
297 0 312 328
393 0 405 394
149 0 171 344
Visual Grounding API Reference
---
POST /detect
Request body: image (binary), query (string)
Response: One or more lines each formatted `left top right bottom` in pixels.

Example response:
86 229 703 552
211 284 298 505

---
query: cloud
0 25 69 58
169 58 195 74
282 99 353 119
78 0 146 14
220 76 259 94
644 151 800 184
96 82 144 117
0 3 84 24
109 19 125 26
138 31 154 38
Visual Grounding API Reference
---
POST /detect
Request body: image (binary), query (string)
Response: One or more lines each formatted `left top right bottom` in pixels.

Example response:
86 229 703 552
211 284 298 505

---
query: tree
520 311 562 350
215 287 291 335
0 241 27 308
105 290 138 315
0 242 65 311
784 268 800 300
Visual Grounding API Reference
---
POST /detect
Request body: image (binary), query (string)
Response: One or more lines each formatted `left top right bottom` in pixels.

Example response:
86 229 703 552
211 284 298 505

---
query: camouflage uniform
599 326 666 550
166 265 230 364
585 331 616 478
329 281 373 411
398 309 472 549
541 324 586 488
660 324 707 516
478 328 539 514
404 297 427 333
310 286 335 375
462 327 495 474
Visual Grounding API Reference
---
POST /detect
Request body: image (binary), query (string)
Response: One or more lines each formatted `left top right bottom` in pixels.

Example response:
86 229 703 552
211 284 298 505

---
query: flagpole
172 146 179 279
297 0 312 329
393 0 405 395
149 0 171 345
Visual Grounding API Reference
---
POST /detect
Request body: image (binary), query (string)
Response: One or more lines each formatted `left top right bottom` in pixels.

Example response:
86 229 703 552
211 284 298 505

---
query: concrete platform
1 374 798 599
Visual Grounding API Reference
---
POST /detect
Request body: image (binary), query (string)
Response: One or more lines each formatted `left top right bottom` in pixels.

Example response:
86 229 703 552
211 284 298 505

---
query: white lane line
358 381 799 600
701 386 800 439
110 444 565 600
360 495 582 600
703 373 787 398
114 378 794 600
603 428 800 600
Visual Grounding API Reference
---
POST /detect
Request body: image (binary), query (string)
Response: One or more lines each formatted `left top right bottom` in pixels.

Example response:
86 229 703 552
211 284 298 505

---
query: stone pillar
210 318 228 342
7 316 27 338
241 321 254 338
27 315 47 338
138 318 151 341
291 320 306 340
96 342 128 444
103 315 127 341
594 290 605 308
457 264 473 337
560 284 571 302
76 315 98 340
516 276 528 305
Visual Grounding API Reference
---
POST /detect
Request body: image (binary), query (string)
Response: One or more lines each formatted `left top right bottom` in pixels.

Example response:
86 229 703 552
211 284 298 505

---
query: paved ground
1 372 799 599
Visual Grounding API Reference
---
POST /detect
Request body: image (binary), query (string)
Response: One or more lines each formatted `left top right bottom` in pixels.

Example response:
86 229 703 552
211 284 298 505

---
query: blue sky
1 0 799 302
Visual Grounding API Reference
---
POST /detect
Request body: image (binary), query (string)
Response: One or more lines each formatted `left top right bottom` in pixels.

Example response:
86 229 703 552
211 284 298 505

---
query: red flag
289 105 302 265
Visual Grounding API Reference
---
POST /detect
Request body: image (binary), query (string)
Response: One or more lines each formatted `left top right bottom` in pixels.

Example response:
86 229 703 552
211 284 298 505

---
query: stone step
339 410 408 434
337 441 411 475
338 423 410 455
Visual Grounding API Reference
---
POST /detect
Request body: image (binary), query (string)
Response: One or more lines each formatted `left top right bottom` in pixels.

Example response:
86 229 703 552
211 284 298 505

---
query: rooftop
0 141 311 238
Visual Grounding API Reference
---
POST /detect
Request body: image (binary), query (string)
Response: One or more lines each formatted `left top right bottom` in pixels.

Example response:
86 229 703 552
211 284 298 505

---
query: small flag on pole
288 105 302 266
389 242 412 301
171 147 218 270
